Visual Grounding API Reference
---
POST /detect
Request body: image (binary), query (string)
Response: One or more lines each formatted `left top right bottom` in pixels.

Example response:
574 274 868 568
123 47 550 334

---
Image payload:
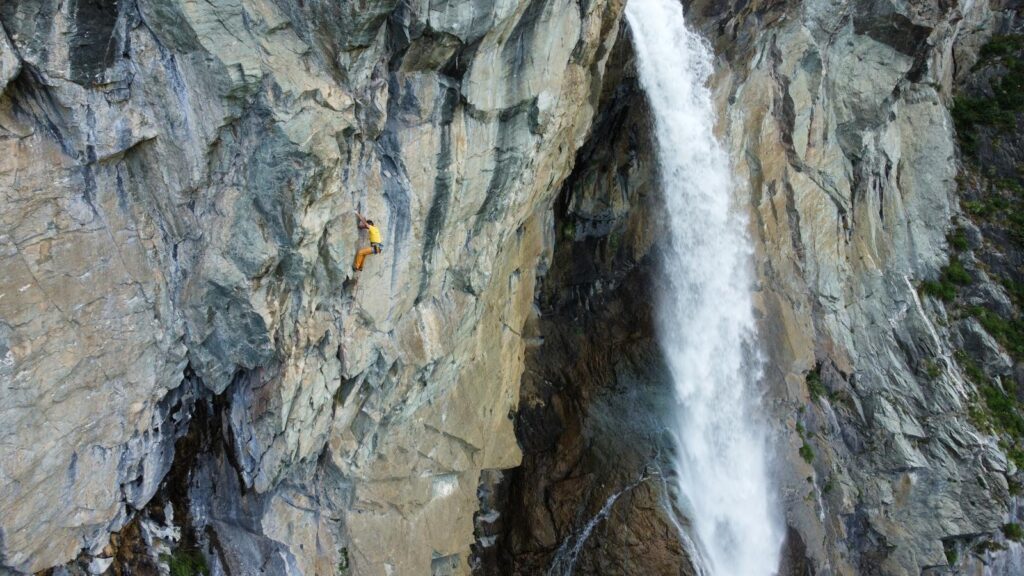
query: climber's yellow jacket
367 224 382 244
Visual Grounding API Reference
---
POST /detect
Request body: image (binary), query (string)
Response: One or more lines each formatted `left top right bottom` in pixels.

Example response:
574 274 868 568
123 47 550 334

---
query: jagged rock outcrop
0 0 626 573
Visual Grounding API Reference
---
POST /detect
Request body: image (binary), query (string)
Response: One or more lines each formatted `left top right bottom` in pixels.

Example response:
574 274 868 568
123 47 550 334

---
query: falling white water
983 541 1024 575
626 1 783 575
546 487 629 576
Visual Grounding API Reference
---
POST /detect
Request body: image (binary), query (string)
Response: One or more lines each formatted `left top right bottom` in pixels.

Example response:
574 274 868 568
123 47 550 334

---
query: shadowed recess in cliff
626 0 783 573
69 0 122 85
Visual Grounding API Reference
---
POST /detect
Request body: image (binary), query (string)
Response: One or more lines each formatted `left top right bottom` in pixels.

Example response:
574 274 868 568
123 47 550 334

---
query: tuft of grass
806 367 827 403
161 549 209 576
1003 523 1024 542
561 221 576 240
338 547 350 574
945 543 958 566
921 257 973 301
921 280 956 301
979 382 1024 437
963 195 1010 219
1009 478 1024 496
995 177 1024 196
921 280 957 301
822 477 835 495
1007 445 1024 470
799 442 815 464
944 258 972 285
1001 278 1024 304
968 306 1024 360
949 227 970 251
956 351 987 384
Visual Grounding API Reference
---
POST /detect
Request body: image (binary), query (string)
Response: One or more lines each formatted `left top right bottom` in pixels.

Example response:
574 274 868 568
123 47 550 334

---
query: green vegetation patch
959 350 1024 468
338 547 350 574
975 539 1007 554
962 180 1024 247
980 35 1024 61
949 227 970 251
953 35 1024 156
962 195 1010 219
161 549 209 576
1002 522 1024 542
799 442 815 464
821 476 835 495
1009 478 1024 496
1001 278 1024 304
794 418 816 464
945 542 958 566
951 33 1024 518
968 306 1024 360
920 257 972 301
979 382 1024 439
954 34 1024 250
806 367 827 403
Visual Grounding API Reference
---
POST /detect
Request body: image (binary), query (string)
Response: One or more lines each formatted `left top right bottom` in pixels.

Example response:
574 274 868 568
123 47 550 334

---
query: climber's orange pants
353 243 382 271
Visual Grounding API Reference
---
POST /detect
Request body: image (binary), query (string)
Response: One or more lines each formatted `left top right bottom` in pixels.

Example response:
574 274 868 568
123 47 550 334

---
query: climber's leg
353 246 373 271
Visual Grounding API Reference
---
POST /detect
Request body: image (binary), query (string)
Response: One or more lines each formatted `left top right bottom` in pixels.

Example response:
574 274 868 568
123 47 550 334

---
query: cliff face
3 0 1024 575
475 33 696 574
0 0 624 573
709 0 1024 572
490 0 1024 575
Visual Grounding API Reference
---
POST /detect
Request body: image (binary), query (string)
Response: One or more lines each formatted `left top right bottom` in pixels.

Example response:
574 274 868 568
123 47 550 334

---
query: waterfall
546 484 633 576
625 1 784 574
983 542 1024 575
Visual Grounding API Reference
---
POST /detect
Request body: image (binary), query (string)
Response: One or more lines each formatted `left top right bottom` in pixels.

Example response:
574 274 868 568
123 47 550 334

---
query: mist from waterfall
625 1 784 574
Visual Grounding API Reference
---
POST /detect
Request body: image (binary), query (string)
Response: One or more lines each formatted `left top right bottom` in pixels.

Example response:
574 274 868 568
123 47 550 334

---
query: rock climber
352 211 384 272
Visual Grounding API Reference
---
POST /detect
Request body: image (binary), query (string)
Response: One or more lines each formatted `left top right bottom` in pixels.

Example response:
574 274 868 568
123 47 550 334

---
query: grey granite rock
3 0 1023 574
0 0 625 573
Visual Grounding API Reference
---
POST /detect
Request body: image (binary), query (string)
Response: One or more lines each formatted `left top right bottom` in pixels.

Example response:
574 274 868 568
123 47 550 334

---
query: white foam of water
626 1 784 573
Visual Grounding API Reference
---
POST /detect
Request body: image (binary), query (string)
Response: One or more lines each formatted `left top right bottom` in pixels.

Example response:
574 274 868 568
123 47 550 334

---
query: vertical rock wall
704 0 1021 573
491 0 1024 574
0 0 626 573
478 29 696 575
5 0 1024 574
